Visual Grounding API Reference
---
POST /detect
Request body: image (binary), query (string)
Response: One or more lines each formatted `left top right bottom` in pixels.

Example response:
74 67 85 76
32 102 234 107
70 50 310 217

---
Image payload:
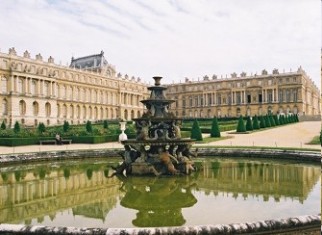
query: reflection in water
118 176 197 227
0 158 319 228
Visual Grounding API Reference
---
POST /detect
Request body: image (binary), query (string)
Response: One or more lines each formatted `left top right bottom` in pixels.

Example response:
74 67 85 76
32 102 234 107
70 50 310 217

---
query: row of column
181 88 302 108
10 75 56 97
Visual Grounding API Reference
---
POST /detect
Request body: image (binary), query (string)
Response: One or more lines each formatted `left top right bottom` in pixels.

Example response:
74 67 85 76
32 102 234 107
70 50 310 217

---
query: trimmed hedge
0 133 137 146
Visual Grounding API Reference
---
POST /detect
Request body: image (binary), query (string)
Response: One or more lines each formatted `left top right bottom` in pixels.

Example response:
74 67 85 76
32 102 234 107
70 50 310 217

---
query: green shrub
245 116 253 131
103 120 108 129
269 115 276 126
264 115 271 127
38 123 46 133
259 115 266 128
273 115 280 125
252 115 260 130
210 116 221 137
63 121 70 132
191 119 203 141
1 121 6 130
14 121 20 133
236 115 246 133
86 121 93 133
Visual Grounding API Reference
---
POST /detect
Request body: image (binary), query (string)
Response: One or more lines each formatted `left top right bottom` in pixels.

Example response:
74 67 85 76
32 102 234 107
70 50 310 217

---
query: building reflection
0 159 319 227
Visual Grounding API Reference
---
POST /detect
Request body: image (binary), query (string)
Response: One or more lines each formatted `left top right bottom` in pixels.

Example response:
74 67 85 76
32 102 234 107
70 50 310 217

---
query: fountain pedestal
115 76 197 176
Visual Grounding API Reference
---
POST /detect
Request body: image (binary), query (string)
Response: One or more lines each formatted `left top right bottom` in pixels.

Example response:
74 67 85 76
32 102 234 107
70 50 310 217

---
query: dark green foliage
103 120 108 129
86 121 93 133
259 116 266 128
191 119 203 140
264 115 271 127
63 168 70 179
63 121 70 132
295 114 299 122
252 115 260 130
279 115 284 125
236 115 246 133
14 121 20 133
245 116 253 131
14 171 21 182
1 121 6 130
1 172 8 182
38 123 46 133
269 115 276 126
210 116 221 137
320 131 322 147
86 168 93 180
273 115 280 125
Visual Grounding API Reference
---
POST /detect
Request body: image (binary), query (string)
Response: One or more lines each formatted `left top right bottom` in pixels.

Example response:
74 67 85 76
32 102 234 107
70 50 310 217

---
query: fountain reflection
0 158 319 227
118 176 197 227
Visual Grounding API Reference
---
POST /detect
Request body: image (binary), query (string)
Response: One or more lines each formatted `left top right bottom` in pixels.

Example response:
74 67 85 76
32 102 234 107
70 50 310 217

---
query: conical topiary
63 121 70 132
259 115 266 128
14 121 20 133
191 119 203 141
252 115 260 130
0 120 6 130
86 120 93 133
273 115 280 125
210 116 221 137
264 115 271 127
245 116 253 131
269 115 276 126
236 115 246 133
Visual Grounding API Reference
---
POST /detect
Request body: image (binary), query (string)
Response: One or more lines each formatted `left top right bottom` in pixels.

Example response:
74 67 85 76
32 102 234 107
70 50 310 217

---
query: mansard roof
70 50 108 69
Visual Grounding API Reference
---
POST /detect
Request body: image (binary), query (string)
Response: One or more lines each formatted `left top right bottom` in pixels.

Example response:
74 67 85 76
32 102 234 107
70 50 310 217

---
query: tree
63 121 70 132
273 115 280 126
86 120 93 133
210 116 221 137
38 122 46 133
14 121 20 133
259 115 266 128
269 115 276 126
252 115 260 130
1 120 6 130
236 115 246 133
245 116 253 131
191 119 203 141
103 120 108 129
264 115 271 128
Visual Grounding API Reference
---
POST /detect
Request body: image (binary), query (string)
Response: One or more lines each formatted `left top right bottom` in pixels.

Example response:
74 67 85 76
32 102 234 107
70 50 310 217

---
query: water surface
0 157 319 228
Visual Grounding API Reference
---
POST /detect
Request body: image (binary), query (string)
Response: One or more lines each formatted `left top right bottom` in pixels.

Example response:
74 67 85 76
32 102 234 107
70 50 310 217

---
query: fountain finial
153 76 162 86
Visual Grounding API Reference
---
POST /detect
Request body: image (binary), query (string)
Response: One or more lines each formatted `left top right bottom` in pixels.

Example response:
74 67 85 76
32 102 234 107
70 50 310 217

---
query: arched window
19 100 26 115
1 77 7 93
76 105 80 118
63 104 67 118
45 102 51 117
2 99 8 115
33 101 39 116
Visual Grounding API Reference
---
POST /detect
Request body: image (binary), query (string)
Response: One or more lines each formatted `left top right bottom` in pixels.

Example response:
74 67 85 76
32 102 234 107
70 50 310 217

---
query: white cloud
0 0 320 87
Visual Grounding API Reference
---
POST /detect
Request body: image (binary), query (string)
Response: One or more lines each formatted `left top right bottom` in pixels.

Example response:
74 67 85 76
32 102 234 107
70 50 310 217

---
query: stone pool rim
0 147 320 234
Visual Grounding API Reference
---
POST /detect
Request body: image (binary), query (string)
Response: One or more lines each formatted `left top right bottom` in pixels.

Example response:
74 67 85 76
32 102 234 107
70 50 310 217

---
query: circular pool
0 157 319 230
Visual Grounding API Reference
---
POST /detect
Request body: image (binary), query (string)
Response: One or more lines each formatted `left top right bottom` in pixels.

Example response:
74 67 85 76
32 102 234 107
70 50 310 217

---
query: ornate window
1 77 7 93
19 100 26 115
45 102 51 117
33 101 39 116
2 99 8 115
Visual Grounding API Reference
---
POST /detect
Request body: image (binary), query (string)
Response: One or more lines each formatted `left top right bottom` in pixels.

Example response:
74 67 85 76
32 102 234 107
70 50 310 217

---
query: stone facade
166 69 320 118
0 48 149 127
0 47 320 127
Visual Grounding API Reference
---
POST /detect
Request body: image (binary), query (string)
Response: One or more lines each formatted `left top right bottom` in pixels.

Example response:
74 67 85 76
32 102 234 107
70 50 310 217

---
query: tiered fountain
113 76 197 176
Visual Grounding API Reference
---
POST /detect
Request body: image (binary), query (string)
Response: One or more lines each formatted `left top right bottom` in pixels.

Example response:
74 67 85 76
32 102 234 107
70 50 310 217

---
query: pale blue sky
0 0 320 87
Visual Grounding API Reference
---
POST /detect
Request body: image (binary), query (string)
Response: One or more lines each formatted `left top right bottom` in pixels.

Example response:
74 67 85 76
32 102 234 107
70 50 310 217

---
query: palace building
165 69 320 118
0 48 149 127
0 47 320 127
